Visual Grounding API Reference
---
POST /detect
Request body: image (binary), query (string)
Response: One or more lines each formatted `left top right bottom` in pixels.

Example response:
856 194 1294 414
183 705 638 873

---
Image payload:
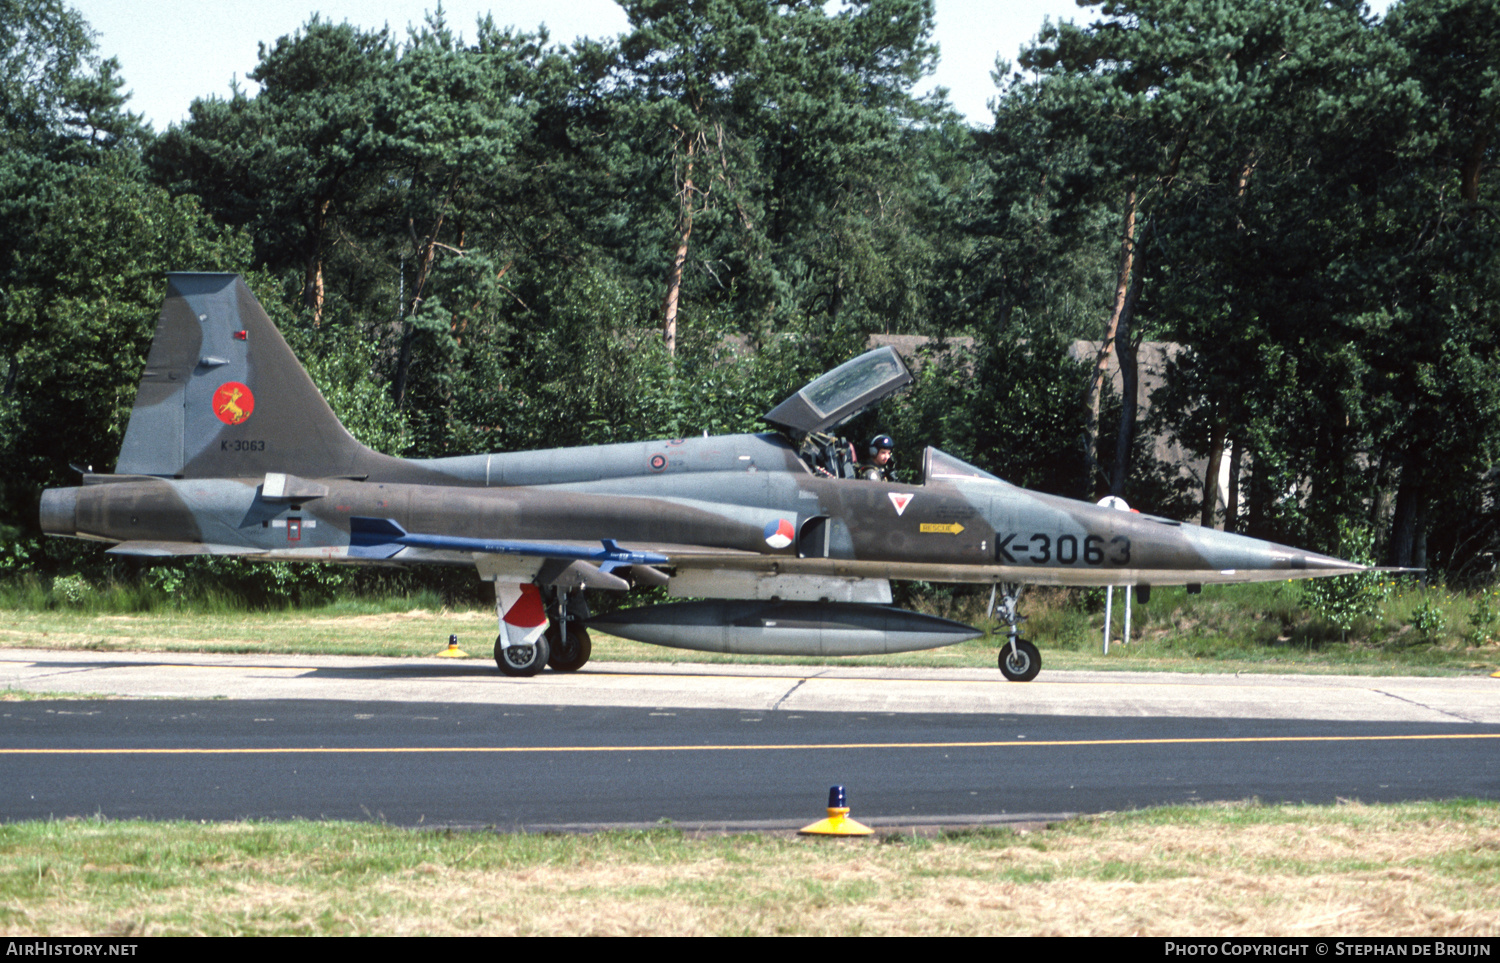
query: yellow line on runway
4 733 1499 755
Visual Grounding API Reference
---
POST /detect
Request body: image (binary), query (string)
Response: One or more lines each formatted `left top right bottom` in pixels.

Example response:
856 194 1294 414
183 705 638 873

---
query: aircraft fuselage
43 430 1350 589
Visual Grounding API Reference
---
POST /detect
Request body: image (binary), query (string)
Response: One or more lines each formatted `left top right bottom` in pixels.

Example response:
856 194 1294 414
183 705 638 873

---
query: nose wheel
998 637 1041 682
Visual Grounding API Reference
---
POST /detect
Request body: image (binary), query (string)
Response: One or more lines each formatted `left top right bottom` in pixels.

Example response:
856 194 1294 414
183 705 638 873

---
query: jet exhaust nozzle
39 487 77 537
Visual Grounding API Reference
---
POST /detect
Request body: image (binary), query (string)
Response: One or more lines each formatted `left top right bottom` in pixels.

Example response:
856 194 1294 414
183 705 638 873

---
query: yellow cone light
437 633 469 658
799 785 874 836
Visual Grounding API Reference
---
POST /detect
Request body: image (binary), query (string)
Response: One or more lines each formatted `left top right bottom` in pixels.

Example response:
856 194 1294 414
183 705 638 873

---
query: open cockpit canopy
763 346 912 437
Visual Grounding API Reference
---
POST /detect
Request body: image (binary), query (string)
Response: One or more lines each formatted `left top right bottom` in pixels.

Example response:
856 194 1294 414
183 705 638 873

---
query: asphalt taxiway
3 649 1498 829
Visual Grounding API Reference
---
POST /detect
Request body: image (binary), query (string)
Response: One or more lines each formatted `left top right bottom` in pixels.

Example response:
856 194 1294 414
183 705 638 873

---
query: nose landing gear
993 583 1041 682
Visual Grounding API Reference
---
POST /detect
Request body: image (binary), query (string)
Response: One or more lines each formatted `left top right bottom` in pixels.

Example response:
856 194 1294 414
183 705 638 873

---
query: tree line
1 0 1496 589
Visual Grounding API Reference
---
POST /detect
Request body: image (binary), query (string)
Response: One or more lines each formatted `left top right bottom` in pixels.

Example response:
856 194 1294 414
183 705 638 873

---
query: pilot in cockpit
859 434 896 482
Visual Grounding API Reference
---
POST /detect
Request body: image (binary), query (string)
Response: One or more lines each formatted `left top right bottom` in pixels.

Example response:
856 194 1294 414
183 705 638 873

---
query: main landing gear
495 634 549 677
546 587 591 672
492 584 591 677
545 620 591 673
993 583 1041 682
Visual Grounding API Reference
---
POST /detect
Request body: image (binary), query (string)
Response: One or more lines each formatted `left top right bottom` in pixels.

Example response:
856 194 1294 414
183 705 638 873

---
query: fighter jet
39 274 1366 680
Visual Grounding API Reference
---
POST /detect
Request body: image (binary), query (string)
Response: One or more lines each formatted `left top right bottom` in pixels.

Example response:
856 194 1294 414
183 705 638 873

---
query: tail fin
116 273 377 479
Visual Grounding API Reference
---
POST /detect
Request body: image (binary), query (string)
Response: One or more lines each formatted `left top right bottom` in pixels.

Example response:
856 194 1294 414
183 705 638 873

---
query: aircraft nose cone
1293 551 1366 573
1255 544 1367 574
1185 525 1366 576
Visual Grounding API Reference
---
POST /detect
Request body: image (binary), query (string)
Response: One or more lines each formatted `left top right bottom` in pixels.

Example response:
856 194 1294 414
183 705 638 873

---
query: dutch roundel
763 518 795 549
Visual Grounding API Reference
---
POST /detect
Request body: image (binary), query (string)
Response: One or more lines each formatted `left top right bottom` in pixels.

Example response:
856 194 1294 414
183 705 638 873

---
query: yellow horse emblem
212 382 255 425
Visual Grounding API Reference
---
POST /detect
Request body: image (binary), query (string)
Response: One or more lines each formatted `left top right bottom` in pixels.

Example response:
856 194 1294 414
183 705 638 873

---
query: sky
67 0 1092 131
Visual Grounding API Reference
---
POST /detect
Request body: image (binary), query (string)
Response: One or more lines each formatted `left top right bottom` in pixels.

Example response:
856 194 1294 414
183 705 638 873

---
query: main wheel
998 638 1041 682
495 633 551 677
546 622 592 672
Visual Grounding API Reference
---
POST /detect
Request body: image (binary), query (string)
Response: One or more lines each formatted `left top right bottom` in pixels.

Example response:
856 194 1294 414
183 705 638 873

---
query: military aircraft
39 273 1366 680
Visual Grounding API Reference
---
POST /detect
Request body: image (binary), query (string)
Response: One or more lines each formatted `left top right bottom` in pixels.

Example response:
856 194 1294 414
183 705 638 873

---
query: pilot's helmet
869 434 895 457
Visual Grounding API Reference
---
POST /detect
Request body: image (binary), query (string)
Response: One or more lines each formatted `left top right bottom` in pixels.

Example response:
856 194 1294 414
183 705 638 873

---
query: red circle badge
212 382 254 425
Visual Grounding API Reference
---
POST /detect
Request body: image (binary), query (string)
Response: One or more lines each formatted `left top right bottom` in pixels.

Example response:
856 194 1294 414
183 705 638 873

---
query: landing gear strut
545 588 592 672
993 583 1041 682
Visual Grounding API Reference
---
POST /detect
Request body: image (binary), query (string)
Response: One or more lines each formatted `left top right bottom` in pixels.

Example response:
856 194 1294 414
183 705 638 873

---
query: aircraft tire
546 622 591 672
495 634 551 677
998 638 1041 682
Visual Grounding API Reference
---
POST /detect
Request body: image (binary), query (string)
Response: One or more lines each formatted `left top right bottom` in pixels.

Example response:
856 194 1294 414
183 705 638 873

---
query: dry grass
2 801 1497 936
0 608 494 659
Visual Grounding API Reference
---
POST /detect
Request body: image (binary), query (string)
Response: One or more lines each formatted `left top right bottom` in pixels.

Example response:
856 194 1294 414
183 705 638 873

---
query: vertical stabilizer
116 273 375 478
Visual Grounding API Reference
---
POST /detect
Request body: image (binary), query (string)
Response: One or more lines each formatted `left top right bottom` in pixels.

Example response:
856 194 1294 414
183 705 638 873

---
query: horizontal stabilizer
348 516 671 566
261 472 330 501
106 541 267 557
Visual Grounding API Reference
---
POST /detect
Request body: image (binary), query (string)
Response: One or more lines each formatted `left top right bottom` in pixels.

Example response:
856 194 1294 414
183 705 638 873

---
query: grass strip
0 800 1496 936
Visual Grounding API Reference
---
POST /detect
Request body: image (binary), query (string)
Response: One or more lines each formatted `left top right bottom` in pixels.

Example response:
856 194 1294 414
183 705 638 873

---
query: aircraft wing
663 554 1369 586
344 512 1368 591
103 520 1366 590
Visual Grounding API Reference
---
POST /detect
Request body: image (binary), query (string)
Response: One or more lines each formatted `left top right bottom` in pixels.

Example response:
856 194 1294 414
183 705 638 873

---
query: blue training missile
348 516 669 569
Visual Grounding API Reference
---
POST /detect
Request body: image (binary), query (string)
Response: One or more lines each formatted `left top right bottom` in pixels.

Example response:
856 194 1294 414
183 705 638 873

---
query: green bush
50 573 90 607
1301 522 1389 637
1469 591 1500 645
1411 598 1448 642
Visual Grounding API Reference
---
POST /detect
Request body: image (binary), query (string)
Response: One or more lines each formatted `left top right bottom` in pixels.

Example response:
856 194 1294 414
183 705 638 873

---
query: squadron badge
212 382 255 425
